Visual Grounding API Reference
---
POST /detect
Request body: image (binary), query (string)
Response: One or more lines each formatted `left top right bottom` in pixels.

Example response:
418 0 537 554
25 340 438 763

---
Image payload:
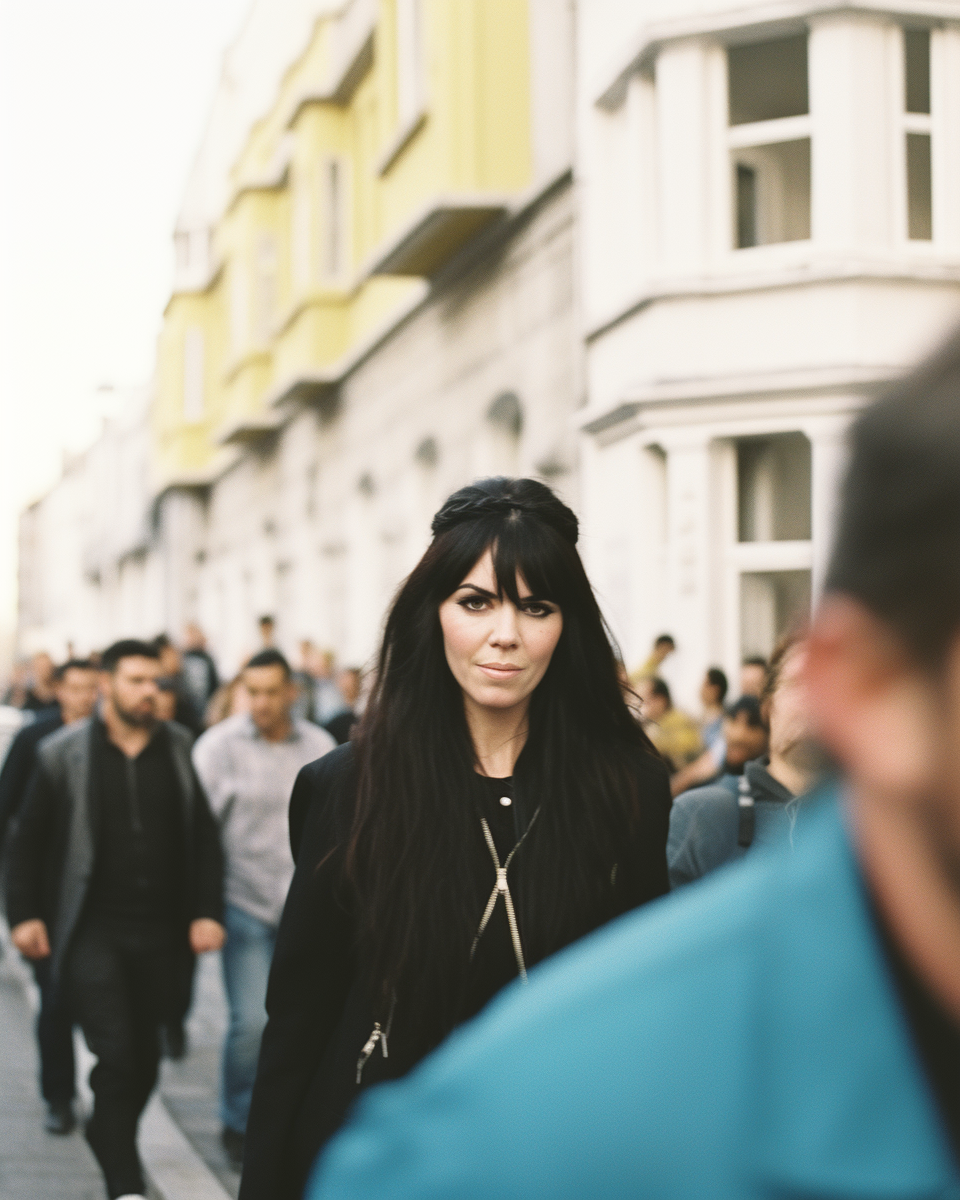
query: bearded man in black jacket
6 639 225 1200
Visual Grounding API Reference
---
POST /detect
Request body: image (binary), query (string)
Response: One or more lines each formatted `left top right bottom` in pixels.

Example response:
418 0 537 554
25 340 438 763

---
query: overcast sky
0 0 252 652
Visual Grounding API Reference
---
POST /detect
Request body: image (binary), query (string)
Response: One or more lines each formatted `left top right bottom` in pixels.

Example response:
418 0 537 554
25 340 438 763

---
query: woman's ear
805 595 938 801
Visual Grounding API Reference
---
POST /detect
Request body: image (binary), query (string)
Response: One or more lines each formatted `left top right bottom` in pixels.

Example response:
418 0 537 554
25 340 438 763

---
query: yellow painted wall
155 0 534 489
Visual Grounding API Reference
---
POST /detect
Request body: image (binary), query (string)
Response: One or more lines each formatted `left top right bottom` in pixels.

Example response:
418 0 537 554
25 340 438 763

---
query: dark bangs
428 512 580 612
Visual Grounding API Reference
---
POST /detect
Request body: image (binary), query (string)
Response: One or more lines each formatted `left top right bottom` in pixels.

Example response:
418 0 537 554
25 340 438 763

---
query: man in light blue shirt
193 649 335 1168
307 330 960 1198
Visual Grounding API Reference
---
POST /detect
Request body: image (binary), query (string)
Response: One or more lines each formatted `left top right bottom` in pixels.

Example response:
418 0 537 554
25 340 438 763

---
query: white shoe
114 1194 147 1199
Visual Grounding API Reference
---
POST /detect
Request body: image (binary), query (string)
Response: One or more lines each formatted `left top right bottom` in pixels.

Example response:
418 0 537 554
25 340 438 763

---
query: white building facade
576 0 960 706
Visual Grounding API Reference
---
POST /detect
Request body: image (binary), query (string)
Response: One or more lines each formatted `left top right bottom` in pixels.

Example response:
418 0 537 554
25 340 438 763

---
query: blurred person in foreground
668 632 821 887
0 658 99 1134
669 693 768 796
6 640 224 1200
638 677 702 772
304 331 960 1198
192 649 335 1169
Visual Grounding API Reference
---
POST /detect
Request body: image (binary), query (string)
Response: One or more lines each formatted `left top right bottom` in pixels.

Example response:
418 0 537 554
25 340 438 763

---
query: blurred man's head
152 633 181 677
740 657 768 698
337 667 362 708
183 623 207 651
700 667 728 711
53 659 99 724
100 640 161 729
258 615 276 647
722 696 768 772
243 649 296 741
759 633 822 790
642 677 673 723
809 332 960 817
651 634 676 667
155 677 179 722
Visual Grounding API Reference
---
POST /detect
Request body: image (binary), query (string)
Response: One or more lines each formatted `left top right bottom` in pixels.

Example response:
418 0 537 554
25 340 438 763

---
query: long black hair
347 477 657 1054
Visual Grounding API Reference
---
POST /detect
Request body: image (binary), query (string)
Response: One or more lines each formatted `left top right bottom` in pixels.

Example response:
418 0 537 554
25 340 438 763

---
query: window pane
731 139 810 248
738 433 812 543
905 29 931 115
740 570 811 659
736 164 757 248
907 132 933 241
728 36 808 126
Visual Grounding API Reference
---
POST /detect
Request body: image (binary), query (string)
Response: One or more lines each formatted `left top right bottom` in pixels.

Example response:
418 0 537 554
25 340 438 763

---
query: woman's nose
489 605 520 645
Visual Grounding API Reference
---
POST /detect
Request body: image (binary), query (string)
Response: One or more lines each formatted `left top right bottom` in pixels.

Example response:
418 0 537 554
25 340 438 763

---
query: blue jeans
220 903 277 1133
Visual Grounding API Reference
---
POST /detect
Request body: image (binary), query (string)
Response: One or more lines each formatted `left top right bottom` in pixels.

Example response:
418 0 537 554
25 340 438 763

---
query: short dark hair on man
650 676 672 704
827 328 960 668
726 695 764 728
101 640 160 673
53 658 97 682
705 667 728 702
245 648 291 678
258 614 275 627
654 634 675 650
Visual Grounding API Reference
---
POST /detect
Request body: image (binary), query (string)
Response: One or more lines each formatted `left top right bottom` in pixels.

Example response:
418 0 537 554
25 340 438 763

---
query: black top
86 720 185 925
0 709 62 854
241 743 671 1200
875 904 960 1166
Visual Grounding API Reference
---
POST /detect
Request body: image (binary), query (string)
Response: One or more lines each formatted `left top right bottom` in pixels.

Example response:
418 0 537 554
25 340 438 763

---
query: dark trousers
31 957 75 1104
65 917 177 1200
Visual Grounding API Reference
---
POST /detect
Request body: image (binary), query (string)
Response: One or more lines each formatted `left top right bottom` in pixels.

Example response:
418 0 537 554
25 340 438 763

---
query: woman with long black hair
239 477 671 1200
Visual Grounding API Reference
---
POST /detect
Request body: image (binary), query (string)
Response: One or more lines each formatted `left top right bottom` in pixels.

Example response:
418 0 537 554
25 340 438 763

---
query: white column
803 414 853 599
809 13 901 251
655 40 726 274
659 431 718 710
932 24 960 252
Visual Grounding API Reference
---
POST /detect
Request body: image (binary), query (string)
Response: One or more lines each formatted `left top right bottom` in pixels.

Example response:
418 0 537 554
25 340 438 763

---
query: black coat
240 742 671 1200
5 717 223 987
0 708 62 855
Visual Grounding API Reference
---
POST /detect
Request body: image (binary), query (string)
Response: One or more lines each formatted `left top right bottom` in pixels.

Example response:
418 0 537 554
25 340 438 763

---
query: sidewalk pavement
0 930 236 1200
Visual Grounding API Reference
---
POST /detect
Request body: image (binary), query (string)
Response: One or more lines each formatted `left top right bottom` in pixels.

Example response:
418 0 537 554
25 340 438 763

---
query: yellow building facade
156 0 536 491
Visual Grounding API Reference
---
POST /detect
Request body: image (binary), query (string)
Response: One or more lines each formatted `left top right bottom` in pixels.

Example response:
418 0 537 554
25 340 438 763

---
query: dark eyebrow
455 584 497 598
454 584 554 605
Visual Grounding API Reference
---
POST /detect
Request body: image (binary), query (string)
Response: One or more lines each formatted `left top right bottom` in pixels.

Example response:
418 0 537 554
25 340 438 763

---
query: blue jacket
308 787 960 1199
668 757 799 887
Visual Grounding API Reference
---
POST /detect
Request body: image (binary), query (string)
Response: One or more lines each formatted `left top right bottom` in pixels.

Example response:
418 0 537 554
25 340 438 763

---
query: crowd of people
1 328 960 1200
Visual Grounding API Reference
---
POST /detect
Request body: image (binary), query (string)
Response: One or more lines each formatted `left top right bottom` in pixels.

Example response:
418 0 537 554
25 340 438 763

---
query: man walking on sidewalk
0 657 99 1134
6 639 225 1200
192 648 335 1169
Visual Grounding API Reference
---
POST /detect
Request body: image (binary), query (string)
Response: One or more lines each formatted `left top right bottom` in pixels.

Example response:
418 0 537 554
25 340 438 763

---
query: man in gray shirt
192 649 335 1168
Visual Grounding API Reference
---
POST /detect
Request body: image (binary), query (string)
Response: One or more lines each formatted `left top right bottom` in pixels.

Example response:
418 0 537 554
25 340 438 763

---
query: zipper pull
356 1023 383 1084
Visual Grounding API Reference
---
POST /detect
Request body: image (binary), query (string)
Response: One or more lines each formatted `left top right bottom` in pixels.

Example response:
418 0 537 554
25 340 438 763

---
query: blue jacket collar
750 788 960 1197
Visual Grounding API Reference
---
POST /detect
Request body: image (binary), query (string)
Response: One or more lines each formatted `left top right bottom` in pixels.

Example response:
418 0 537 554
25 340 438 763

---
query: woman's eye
522 603 553 618
459 596 488 611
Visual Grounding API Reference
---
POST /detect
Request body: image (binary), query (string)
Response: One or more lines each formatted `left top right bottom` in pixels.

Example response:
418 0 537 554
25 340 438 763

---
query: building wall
161 177 578 674
577 1 960 708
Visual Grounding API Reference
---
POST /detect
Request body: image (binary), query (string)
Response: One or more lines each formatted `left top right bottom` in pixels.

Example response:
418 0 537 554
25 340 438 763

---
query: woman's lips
477 663 523 679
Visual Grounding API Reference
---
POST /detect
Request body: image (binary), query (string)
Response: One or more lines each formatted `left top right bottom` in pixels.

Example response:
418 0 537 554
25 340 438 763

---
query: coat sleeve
240 756 355 1200
188 765 225 924
0 725 41 855
5 764 56 930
